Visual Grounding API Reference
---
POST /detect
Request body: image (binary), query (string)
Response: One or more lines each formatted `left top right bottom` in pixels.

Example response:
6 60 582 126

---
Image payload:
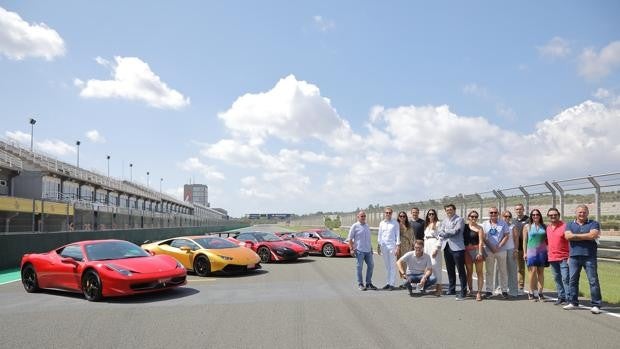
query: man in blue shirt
563 205 602 314
348 211 377 291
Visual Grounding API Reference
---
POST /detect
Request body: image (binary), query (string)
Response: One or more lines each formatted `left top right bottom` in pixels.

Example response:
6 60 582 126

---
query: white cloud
76 56 190 109
0 6 65 60
463 83 488 98
593 88 620 106
538 36 571 59
36 139 75 156
579 41 620 80
313 15 335 32
179 157 224 181
85 129 106 143
217 74 362 152
5 130 31 144
196 75 620 214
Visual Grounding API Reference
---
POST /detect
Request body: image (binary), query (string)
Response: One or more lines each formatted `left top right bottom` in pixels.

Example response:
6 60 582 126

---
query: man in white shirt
397 240 436 296
377 207 400 290
483 207 510 299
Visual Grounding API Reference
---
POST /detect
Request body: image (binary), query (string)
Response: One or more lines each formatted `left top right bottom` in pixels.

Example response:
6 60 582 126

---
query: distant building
184 184 209 207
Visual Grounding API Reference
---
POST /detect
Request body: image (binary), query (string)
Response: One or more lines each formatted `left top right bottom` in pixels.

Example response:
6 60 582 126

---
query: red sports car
20 239 187 301
294 229 351 257
231 231 309 263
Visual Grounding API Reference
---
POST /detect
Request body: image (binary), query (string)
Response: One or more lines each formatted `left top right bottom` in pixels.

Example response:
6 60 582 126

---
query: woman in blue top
523 209 548 301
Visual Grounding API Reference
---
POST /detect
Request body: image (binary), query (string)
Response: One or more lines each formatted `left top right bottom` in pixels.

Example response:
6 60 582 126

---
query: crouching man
397 240 436 296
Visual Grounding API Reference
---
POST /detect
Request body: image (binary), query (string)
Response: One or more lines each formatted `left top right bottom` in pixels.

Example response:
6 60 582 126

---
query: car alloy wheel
21 265 40 293
257 246 271 263
322 243 335 257
193 255 211 277
82 270 103 302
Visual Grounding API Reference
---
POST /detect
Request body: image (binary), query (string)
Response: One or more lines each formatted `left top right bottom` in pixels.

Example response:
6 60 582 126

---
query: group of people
347 203 603 314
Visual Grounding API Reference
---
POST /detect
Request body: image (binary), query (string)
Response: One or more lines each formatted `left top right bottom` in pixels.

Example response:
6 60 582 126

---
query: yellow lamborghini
141 236 261 276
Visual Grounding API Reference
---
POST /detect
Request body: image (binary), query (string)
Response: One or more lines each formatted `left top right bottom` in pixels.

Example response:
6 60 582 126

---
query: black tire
193 255 211 277
322 243 335 257
81 270 103 302
257 246 271 263
21 264 40 293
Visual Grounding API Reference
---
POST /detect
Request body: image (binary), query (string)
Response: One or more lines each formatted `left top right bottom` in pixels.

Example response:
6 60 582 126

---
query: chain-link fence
291 172 620 233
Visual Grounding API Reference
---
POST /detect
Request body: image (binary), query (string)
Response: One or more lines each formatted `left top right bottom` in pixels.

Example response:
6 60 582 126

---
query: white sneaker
563 304 577 310
591 306 601 314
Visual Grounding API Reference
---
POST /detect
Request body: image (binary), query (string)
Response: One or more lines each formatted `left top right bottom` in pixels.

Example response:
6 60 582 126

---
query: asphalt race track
1 226 619 348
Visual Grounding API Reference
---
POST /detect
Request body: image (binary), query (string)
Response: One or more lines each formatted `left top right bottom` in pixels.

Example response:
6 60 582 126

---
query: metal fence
290 172 620 232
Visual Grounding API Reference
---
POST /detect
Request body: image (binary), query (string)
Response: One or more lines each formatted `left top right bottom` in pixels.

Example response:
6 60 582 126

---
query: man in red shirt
546 208 569 305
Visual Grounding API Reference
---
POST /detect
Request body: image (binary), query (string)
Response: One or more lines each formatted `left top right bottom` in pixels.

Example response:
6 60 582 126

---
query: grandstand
0 138 229 233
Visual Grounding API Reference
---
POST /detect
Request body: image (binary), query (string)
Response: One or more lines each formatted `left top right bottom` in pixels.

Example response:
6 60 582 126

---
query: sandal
476 292 482 301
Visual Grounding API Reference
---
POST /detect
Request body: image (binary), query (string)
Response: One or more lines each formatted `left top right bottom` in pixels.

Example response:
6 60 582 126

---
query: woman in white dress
423 209 443 296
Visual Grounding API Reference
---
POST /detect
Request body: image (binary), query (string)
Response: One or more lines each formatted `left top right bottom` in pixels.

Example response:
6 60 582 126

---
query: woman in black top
464 210 485 301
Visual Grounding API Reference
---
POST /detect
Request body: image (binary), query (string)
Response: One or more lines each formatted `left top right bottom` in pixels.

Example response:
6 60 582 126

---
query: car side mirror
145 249 155 256
61 257 78 264
180 246 192 252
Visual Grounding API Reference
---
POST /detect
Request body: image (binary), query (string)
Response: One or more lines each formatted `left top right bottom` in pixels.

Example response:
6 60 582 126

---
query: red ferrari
231 231 309 263
294 229 351 257
20 239 187 301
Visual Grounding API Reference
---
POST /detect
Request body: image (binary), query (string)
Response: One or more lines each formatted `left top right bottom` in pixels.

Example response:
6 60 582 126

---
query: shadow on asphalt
104 287 200 303
209 269 270 278
31 286 199 303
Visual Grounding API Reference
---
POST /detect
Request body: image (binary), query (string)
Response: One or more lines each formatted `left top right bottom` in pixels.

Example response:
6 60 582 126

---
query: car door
54 244 84 291
159 239 198 268
297 232 319 251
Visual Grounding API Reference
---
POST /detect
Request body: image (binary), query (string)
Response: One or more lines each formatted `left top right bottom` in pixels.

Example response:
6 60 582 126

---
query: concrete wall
0 223 249 270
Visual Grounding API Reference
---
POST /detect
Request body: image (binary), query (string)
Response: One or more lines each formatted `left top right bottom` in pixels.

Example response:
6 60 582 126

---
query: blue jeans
405 273 437 291
355 250 374 285
549 259 570 301
568 255 602 306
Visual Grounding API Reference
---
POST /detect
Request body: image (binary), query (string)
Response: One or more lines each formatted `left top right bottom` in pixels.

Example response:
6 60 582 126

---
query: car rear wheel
21 265 40 293
193 255 211 277
82 270 103 302
257 246 271 263
322 243 335 257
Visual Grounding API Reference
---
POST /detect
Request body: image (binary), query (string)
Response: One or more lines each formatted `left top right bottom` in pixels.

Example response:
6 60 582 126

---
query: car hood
204 247 260 263
99 255 178 273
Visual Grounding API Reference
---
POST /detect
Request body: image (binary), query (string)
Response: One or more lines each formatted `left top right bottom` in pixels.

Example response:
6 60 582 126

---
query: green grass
537 262 620 305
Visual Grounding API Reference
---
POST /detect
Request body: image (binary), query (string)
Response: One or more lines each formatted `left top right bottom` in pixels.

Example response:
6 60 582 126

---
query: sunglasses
469 215 478 219
548 214 559 217
399 215 407 218
503 215 511 218
428 213 436 216
489 212 498 215
531 213 541 217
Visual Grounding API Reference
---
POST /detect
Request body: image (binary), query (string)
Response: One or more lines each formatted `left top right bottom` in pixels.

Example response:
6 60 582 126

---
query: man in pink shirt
546 208 569 305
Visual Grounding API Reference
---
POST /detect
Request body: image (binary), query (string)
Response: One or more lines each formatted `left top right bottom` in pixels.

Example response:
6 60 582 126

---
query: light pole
129 163 133 181
106 155 110 177
160 178 163 193
29 118 36 152
76 140 81 167
146 171 150 187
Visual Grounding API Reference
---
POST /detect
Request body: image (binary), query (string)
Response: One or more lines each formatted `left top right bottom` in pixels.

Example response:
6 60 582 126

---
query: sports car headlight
105 263 132 276
217 255 233 261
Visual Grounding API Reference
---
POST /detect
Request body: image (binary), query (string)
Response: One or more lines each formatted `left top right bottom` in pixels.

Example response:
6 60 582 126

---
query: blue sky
1 1 619 217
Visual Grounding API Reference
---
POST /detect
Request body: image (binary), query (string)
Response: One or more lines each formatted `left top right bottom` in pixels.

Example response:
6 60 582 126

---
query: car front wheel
257 246 271 263
21 265 40 293
322 243 335 257
193 255 211 277
82 270 103 302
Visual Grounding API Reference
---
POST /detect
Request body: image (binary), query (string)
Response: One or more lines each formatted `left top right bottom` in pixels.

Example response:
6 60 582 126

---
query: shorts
465 245 485 263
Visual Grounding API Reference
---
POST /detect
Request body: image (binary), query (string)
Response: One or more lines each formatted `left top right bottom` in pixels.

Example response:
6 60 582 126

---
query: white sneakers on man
563 304 577 310
591 306 601 314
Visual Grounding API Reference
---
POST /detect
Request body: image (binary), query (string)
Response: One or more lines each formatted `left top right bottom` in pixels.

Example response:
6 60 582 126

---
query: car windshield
318 230 340 239
194 237 238 249
255 232 282 242
85 241 149 261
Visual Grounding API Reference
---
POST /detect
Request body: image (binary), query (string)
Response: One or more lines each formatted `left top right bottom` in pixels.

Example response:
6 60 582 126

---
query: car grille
130 276 186 291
